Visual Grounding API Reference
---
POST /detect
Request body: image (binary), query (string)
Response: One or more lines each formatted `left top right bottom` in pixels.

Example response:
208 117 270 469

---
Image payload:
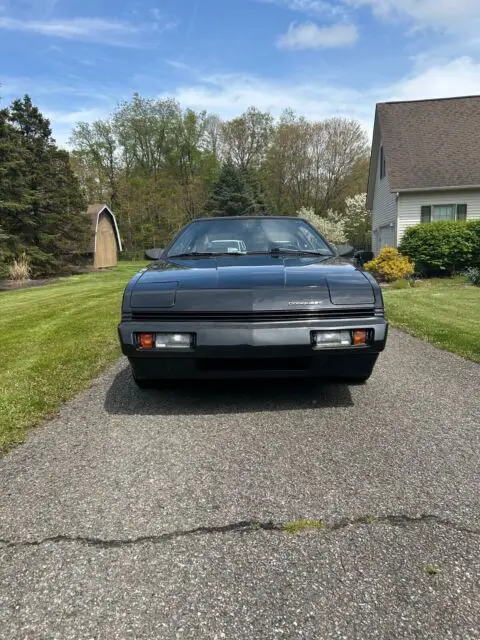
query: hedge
399 220 480 276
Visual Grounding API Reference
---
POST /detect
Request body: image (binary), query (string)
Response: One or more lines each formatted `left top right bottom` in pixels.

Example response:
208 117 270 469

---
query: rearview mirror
145 248 164 261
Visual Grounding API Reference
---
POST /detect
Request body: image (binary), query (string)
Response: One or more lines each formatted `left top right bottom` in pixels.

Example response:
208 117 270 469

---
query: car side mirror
354 250 374 265
145 248 164 261
335 244 355 258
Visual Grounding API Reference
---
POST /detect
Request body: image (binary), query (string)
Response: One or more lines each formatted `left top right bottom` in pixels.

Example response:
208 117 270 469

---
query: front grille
129 308 376 323
197 357 312 372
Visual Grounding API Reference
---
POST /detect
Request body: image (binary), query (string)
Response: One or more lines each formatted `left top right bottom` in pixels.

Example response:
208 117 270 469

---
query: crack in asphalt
0 514 478 549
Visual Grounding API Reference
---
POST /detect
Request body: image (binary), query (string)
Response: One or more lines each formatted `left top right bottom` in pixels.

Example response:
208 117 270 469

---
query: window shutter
457 204 467 221
421 206 431 224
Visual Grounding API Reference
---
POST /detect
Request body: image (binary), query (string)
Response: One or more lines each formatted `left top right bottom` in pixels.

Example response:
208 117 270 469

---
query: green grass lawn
0 261 146 453
384 280 480 363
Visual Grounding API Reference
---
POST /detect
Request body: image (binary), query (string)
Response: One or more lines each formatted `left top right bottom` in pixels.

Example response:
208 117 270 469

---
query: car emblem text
288 301 323 305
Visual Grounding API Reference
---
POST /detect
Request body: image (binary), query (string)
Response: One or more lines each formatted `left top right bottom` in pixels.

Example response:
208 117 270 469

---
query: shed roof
84 204 123 253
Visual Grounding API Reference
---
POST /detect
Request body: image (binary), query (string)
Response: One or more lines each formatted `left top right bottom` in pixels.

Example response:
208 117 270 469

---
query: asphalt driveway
1 329 479 639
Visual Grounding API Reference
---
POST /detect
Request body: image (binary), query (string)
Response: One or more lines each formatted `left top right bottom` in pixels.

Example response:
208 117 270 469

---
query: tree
204 161 257 217
316 118 368 213
113 94 180 178
169 108 220 220
70 120 120 208
221 107 273 171
0 107 32 271
264 111 312 215
1 96 88 276
265 112 368 216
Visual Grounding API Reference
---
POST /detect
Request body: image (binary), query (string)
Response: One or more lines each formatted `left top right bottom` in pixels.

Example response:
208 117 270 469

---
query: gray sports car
118 216 388 387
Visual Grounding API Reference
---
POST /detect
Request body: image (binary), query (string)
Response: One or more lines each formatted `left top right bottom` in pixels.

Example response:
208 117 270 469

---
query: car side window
298 225 323 250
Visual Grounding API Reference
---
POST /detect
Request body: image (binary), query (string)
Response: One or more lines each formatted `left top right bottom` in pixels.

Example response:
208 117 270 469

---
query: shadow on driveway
104 364 354 416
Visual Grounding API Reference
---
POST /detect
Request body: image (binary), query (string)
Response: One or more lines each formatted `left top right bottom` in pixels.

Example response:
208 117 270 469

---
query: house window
421 204 467 223
433 204 456 221
380 146 386 179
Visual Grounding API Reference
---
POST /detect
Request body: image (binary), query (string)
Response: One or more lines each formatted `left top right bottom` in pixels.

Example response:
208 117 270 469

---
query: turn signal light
352 329 368 346
138 333 155 349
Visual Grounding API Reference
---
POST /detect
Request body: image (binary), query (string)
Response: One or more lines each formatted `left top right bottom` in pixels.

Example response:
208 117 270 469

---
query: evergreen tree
1 96 88 276
204 161 257 216
0 107 32 271
242 168 269 215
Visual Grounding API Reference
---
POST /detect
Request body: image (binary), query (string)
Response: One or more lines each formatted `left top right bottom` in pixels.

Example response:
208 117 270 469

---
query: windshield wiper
168 251 246 259
248 248 333 257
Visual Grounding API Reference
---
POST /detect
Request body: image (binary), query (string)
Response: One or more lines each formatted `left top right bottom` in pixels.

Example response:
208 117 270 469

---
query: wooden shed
86 204 122 268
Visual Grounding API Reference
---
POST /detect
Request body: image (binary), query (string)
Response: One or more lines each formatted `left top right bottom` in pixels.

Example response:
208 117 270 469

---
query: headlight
136 333 194 349
312 330 352 348
311 329 369 348
155 333 193 349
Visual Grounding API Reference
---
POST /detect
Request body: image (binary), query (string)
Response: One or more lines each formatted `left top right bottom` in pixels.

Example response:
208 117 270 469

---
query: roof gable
373 95 480 194
85 204 123 252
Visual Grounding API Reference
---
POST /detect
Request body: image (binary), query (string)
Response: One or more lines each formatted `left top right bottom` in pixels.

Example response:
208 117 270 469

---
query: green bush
468 220 480 266
399 221 478 276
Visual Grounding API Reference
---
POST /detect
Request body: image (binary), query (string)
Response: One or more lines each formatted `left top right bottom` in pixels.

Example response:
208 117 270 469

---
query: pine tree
242 168 269 216
204 161 257 217
2 96 88 276
0 107 32 272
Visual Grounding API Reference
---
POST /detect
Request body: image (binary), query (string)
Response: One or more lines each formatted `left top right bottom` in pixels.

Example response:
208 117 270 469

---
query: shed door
95 213 117 268
378 225 395 251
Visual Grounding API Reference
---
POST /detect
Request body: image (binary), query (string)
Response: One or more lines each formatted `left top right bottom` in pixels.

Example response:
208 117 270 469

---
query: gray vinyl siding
397 189 480 244
371 140 397 254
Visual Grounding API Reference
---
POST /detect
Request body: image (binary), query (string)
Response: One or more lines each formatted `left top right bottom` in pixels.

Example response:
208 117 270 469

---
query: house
367 95 480 255
85 204 122 268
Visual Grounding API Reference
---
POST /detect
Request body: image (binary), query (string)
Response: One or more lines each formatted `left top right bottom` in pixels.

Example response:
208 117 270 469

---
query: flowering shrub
297 207 346 245
364 247 415 282
343 193 371 247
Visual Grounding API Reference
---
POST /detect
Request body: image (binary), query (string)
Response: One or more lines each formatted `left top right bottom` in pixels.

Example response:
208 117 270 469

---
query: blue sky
2 0 480 146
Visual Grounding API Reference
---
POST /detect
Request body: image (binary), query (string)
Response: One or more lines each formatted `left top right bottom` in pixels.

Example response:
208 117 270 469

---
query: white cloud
277 21 358 49
389 56 480 100
348 0 480 31
0 15 174 46
48 108 112 147
167 72 372 130
0 75 121 147
258 0 346 17
166 55 480 138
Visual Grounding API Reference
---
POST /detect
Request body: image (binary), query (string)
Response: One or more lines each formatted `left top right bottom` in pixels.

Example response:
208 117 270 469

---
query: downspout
395 192 399 247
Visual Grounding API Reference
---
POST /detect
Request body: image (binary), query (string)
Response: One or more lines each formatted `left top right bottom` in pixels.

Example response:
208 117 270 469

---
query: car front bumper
118 317 388 380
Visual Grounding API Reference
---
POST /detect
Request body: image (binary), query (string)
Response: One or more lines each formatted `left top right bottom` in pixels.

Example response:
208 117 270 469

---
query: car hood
128 255 376 309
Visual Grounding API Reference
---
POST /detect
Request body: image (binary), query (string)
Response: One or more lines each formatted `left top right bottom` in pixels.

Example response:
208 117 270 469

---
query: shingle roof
377 95 480 192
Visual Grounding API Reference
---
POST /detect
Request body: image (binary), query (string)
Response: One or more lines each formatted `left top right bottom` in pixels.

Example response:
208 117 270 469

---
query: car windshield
167 218 334 257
